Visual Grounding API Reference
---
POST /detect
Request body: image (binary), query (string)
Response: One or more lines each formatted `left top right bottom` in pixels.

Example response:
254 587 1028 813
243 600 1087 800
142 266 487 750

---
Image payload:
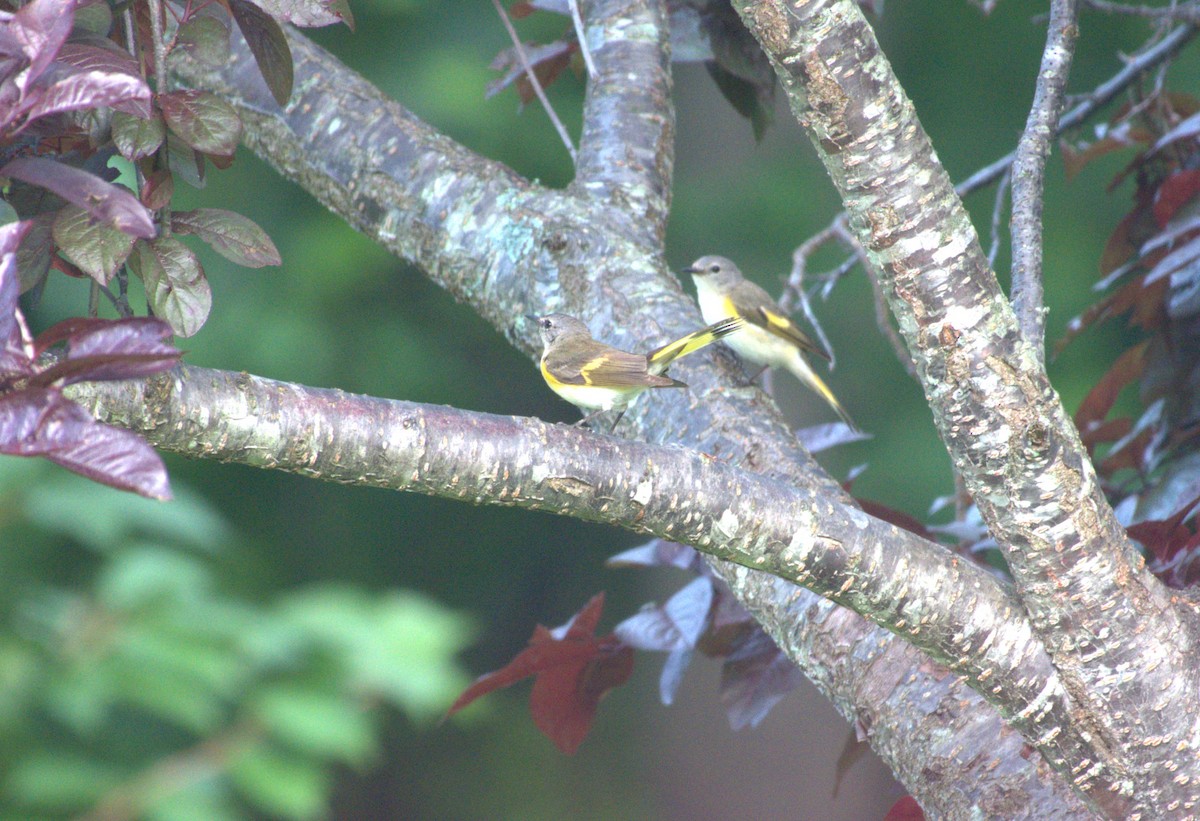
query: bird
683 255 856 430
527 312 745 431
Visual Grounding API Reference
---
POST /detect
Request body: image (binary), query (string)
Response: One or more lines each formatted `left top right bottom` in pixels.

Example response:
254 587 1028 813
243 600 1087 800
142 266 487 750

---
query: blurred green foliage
0 460 474 819
9 0 1200 818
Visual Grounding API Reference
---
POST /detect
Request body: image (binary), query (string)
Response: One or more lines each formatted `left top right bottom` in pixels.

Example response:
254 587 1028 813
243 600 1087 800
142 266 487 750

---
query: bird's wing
730 282 830 361
547 343 677 389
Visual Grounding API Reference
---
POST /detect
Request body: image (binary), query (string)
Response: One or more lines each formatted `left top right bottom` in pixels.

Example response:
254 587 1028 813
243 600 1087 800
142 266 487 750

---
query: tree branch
68 364 1110 814
732 0 1200 813
1010 0 1078 363
573 0 675 244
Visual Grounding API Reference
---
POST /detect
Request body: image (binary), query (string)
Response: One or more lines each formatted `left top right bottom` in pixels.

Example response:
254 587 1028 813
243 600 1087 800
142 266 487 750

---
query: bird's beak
681 265 698 275
524 314 540 323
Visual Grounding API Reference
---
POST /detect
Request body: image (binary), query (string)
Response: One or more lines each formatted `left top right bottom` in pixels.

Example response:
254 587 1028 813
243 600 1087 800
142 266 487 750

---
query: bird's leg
576 409 606 427
608 408 627 433
745 364 770 385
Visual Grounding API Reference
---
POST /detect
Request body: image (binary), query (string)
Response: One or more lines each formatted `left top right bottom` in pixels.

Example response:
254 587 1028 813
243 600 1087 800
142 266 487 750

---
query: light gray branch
67 364 1101 816
732 0 1200 814
1010 0 1078 362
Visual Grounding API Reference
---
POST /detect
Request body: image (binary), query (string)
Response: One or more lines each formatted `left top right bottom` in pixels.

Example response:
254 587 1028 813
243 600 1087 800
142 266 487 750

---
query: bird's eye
541 318 552 328
709 265 719 273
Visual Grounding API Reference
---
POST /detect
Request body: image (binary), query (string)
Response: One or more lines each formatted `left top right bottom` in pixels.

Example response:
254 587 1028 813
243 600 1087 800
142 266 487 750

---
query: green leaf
112 110 166 161
174 15 232 67
145 779 244 821
251 684 375 765
280 586 474 721
52 203 136 284
97 546 213 609
171 208 281 267
229 0 294 107
229 745 330 820
128 237 212 337
23 473 232 553
167 132 207 189
159 90 243 157
5 752 123 811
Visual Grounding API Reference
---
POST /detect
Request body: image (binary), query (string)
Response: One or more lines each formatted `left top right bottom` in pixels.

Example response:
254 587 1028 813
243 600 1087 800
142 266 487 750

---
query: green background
5 1 1188 818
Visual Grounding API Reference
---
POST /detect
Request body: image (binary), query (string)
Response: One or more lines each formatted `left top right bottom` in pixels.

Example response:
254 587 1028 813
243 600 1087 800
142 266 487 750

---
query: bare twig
491 0 578 162
1010 0 1079 362
988 167 1011 268
815 23 1197 293
567 0 598 77
1084 0 1200 22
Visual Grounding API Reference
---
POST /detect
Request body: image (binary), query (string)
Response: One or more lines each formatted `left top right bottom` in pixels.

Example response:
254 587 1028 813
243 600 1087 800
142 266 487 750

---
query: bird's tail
786 353 858 431
646 316 745 374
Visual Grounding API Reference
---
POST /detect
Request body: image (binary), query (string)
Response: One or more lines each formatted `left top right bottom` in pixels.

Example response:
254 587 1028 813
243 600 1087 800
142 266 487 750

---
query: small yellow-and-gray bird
527 312 745 431
684 255 856 430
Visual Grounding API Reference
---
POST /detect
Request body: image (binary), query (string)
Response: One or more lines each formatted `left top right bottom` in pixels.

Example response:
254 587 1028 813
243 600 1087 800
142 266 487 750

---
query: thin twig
567 0 598 78
814 23 1198 293
988 167 1011 268
959 23 1196 198
1010 0 1079 362
1084 0 1200 22
491 0 578 163
147 0 173 236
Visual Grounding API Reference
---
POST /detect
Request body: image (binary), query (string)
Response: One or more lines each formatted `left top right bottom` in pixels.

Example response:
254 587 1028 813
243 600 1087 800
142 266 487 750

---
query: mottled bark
732 0 1200 815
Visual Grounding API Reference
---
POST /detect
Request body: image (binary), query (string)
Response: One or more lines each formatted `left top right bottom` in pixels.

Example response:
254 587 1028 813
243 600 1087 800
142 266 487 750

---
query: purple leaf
615 578 713 652
52 203 137 284
11 0 75 87
0 221 31 373
32 316 179 384
796 421 870 452
0 388 171 499
127 237 211 337
171 208 281 267
607 538 701 570
251 0 354 29
719 629 803 730
159 89 242 156
658 645 693 705
15 212 54 294
4 158 154 239
19 68 152 125
228 0 293 108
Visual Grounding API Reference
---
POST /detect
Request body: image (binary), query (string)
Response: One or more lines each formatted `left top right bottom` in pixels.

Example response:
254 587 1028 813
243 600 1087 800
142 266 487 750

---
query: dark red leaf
0 388 171 499
853 497 936 541
1080 416 1132 454
228 0 294 108
15 212 53 294
53 41 151 116
4 158 154 239
171 208 281 267
487 40 575 104
19 67 151 125
140 168 173 211
447 593 633 754
1074 342 1148 435
1154 169 1200 228
159 89 243 156
31 316 179 385
883 796 925 821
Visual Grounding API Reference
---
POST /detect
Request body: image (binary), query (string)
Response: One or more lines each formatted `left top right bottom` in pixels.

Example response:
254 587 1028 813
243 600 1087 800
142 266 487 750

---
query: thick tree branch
573 0 675 243
1010 0 1078 362
68 364 1109 814
161 2 1115 813
733 0 1200 812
